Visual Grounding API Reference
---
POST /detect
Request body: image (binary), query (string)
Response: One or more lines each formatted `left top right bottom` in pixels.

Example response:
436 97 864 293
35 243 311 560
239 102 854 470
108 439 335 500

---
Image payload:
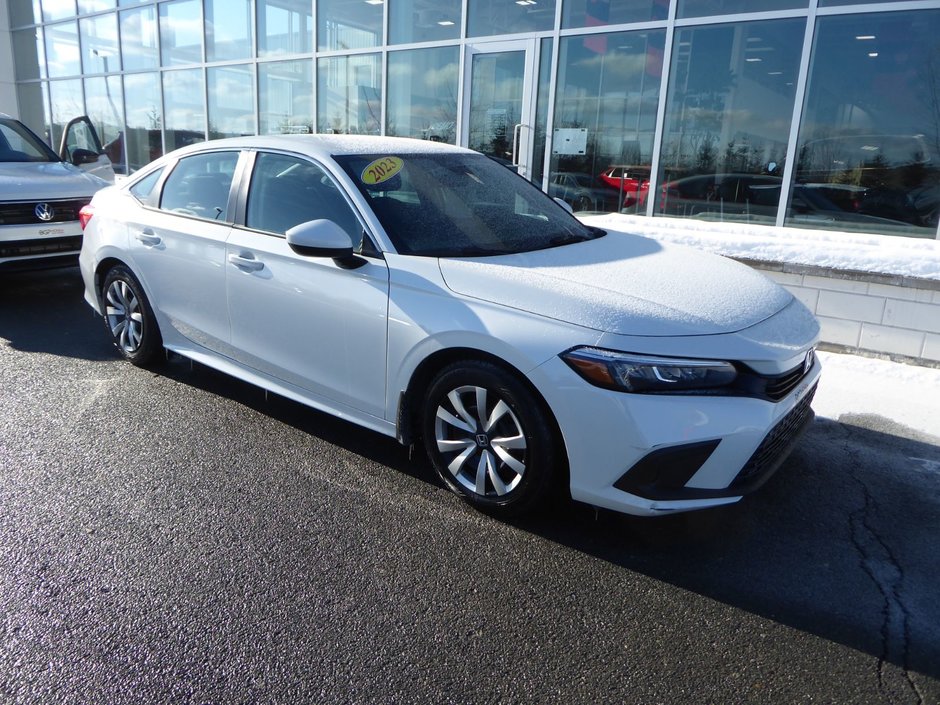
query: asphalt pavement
1 268 938 704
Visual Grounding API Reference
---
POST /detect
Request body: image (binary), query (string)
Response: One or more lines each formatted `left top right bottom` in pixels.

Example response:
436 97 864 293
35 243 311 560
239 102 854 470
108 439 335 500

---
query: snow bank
580 214 940 281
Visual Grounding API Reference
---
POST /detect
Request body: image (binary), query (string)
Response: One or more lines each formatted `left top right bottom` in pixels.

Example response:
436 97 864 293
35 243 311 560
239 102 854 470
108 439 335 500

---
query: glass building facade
6 0 940 239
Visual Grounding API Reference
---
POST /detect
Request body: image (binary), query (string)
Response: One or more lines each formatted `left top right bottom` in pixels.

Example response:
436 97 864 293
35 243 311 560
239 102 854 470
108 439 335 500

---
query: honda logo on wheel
34 202 55 222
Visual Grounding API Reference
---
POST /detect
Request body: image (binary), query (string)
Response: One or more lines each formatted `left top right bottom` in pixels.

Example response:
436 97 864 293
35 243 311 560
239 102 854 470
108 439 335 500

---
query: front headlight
560 347 738 393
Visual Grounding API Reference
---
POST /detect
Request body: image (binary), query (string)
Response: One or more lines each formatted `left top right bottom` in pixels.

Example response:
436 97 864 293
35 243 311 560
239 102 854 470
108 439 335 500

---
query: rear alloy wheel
102 265 162 367
423 360 559 516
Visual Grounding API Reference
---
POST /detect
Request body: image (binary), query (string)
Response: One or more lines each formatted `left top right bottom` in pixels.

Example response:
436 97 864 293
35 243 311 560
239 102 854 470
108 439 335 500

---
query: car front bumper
533 354 822 516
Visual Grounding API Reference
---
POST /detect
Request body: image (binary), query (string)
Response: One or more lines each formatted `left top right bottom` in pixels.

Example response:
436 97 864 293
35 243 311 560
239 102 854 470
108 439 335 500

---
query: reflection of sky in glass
49 78 83 146
80 13 119 74
389 0 460 45
318 0 382 51
42 0 76 22
259 60 313 134
317 54 382 134
45 21 80 78
123 73 160 129
163 68 206 133
205 0 253 62
160 0 203 66
120 6 158 71
259 0 313 56
84 75 123 145
387 47 459 141
78 0 116 12
208 65 256 137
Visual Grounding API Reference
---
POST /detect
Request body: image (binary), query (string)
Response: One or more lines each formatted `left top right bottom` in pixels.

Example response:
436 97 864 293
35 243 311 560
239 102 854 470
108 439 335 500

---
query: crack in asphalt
842 433 925 705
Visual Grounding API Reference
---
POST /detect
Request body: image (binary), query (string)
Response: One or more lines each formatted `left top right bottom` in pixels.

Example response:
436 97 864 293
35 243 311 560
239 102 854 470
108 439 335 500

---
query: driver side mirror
286 219 366 269
71 148 101 166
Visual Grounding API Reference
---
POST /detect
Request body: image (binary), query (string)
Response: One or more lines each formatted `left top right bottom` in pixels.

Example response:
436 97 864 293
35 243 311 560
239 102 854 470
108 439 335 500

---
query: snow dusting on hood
438 233 793 336
583 213 940 281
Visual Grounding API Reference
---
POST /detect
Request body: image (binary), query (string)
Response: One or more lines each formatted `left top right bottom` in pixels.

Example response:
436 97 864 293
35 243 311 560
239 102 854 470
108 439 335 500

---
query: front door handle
227 253 265 272
135 229 162 246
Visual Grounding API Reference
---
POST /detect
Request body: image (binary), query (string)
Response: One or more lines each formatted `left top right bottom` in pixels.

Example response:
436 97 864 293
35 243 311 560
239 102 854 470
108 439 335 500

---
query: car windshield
0 118 58 163
334 152 603 257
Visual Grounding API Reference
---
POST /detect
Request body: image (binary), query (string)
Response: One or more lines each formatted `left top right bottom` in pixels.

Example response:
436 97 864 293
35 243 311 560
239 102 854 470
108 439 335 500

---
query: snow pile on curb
580 213 940 281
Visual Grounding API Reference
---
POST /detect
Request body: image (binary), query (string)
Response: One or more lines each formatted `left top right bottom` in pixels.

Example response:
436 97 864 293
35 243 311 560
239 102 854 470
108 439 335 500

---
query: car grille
763 363 807 401
0 235 83 258
732 383 817 488
0 198 90 226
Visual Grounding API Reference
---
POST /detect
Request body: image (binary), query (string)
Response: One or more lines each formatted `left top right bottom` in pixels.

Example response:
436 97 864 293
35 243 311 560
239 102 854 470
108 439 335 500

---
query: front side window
335 152 598 257
246 152 362 242
159 151 238 221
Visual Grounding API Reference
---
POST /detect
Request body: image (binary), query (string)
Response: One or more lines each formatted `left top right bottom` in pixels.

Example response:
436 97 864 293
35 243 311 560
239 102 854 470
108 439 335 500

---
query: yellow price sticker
361 156 404 185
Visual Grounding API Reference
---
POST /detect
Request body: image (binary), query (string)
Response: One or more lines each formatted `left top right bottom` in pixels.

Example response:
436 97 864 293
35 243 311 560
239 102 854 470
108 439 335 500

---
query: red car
598 165 651 209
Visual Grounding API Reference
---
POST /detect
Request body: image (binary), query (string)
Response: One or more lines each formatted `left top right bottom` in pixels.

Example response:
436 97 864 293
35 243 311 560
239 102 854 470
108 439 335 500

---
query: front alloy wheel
101 265 162 366
423 360 559 516
434 384 528 498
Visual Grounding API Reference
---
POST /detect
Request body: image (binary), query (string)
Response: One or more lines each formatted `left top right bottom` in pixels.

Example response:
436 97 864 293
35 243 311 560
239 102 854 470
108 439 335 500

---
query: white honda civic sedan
79 135 821 518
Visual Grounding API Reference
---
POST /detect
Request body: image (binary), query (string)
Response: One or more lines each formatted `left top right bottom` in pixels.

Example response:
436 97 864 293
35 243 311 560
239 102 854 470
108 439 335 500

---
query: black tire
422 360 560 517
101 265 163 367
576 195 592 212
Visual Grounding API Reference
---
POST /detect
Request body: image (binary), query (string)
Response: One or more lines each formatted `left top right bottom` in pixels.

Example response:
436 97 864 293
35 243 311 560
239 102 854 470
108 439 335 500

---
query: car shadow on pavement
0 267 114 361
511 416 940 684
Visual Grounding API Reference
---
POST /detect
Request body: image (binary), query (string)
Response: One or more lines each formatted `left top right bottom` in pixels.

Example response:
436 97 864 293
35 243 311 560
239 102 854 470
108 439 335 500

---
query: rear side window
159 151 238 221
129 168 164 203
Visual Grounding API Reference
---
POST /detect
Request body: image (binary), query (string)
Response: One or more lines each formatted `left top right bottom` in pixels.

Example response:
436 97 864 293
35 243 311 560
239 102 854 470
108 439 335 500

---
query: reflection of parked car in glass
658 173 781 218
548 172 618 212
796 134 939 231
658 172 921 231
598 165 651 209
0 113 110 271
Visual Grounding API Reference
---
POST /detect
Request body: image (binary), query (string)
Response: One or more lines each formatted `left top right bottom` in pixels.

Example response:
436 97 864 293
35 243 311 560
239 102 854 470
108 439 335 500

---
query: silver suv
0 114 112 272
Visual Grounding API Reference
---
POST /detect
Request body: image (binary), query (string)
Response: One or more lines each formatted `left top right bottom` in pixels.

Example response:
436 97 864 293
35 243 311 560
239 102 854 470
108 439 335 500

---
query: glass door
462 40 538 181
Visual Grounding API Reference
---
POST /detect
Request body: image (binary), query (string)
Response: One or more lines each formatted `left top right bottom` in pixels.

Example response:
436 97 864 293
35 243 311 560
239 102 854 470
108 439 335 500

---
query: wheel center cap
475 433 489 448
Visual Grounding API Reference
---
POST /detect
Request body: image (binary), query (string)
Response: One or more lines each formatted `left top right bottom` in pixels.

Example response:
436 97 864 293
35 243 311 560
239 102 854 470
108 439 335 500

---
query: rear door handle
227 253 265 272
135 229 162 246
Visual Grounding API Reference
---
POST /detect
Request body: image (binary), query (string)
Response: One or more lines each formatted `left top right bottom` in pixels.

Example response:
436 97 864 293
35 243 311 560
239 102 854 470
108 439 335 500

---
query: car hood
0 161 108 200
438 233 793 336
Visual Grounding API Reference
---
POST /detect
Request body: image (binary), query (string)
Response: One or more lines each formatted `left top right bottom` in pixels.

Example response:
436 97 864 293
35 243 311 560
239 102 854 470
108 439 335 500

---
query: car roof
164 134 476 161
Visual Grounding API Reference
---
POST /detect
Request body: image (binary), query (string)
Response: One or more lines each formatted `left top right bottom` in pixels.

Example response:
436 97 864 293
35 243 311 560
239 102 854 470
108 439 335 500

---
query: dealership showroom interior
2 0 939 363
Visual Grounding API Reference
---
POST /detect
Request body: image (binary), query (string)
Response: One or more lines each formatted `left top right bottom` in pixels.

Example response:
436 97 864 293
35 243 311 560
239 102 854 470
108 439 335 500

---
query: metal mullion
776 0 818 228
816 0 940 16
644 0 677 218
673 8 809 28
541 32 560 193
557 19 669 38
